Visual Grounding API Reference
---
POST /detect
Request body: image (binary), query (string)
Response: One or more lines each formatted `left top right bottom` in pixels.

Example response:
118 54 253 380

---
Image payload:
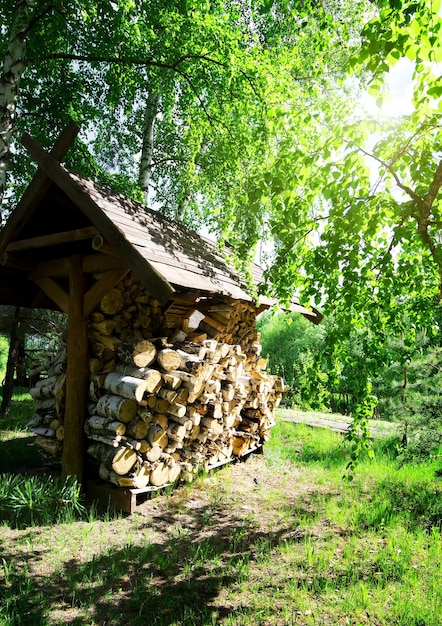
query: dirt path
278 408 399 438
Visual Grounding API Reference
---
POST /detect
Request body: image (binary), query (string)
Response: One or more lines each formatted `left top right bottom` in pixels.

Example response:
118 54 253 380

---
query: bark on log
103 372 148 402
35 435 62 456
88 443 137 475
86 415 126 436
95 394 137 423
116 363 162 392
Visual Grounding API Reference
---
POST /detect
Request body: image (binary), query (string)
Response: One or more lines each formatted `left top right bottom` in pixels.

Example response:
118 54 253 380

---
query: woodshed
0 122 320 511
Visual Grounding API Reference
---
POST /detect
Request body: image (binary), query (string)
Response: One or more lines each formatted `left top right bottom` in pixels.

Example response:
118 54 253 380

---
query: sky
362 57 415 119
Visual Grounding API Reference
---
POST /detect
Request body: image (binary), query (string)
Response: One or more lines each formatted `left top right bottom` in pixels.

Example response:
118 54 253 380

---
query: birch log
103 373 148 402
95 393 138 423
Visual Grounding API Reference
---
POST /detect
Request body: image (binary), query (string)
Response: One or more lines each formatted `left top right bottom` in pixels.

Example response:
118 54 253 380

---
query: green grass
0 389 41 474
0 399 441 625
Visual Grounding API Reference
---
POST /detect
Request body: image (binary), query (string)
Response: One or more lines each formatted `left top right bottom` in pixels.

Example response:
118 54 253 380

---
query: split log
99 287 124 315
90 319 117 336
144 444 163 462
118 338 157 368
158 387 178 403
85 430 121 447
137 407 154 423
166 402 187 419
167 422 187 441
88 443 137 475
34 397 60 412
157 348 181 371
125 419 150 440
29 374 66 400
162 372 182 389
30 426 55 437
149 461 170 487
147 423 169 449
35 435 62 456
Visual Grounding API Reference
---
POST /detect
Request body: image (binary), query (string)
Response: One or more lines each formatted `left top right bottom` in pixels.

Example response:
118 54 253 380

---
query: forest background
1 0 442 461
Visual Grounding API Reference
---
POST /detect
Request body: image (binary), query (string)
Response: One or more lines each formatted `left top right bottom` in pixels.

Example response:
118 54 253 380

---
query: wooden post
62 255 89 483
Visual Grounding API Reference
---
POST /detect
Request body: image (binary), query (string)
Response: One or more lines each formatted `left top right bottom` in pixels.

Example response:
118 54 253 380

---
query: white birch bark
138 92 160 205
0 0 35 207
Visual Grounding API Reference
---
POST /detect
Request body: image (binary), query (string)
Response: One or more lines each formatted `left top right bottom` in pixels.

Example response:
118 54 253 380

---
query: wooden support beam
0 120 80 251
29 253 126 280
21 133 175 305
30 258 70 279
0 252 34 271
62 255 89 484
83 267 130 317
6 226 99 252
32 277 69 314
92 234 115 256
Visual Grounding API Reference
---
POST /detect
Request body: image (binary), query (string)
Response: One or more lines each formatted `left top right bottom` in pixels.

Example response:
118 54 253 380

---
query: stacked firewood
27 271 284 488
27 350 67 461
85 334 283 488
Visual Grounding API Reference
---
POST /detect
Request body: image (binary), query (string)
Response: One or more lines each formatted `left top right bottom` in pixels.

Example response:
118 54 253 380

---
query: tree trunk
138 92 160 205
1 306 21 417
0 0 35 206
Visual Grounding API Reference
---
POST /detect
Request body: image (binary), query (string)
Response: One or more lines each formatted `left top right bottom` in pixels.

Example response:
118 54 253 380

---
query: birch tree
0 0 35 208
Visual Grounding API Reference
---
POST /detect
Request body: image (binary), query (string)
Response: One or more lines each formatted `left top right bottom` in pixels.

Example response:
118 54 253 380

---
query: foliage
259 305 442 463
0 0 371 229
0 334 8 379
374 342 442 462
257 310 329 409
0 473 85 528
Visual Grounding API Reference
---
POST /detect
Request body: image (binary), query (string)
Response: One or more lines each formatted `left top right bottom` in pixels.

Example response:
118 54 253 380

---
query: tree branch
356 145 422 203
425 159 442 207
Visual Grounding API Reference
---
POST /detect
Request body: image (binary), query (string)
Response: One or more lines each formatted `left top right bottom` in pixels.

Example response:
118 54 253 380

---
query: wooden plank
62 255 89 484
0 253 34 271
6 226 99 252
30 258 70 279
21 134 175 305
86 479 172 514
33 277 69 314
0 120 80 252
83 267 130 317
149 261 252 301
88 203 242 283
29 253 126 280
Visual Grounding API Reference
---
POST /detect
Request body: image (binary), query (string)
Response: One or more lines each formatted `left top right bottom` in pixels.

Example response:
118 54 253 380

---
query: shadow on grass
0 505 308 626
0 435 43 474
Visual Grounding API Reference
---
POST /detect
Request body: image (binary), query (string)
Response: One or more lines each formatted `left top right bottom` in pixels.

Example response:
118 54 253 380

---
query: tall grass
0 408 441 625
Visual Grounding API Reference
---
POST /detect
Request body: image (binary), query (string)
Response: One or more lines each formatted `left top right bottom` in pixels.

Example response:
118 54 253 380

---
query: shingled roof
0 124 319 322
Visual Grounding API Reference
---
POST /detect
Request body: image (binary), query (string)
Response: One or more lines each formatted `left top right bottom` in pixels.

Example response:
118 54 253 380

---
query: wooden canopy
0 122 318 322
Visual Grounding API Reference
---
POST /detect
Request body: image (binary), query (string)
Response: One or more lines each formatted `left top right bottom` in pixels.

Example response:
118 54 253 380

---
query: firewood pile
28 271 284 488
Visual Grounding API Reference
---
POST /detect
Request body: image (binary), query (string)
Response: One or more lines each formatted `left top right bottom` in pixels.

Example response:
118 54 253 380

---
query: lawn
0 396 441 625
